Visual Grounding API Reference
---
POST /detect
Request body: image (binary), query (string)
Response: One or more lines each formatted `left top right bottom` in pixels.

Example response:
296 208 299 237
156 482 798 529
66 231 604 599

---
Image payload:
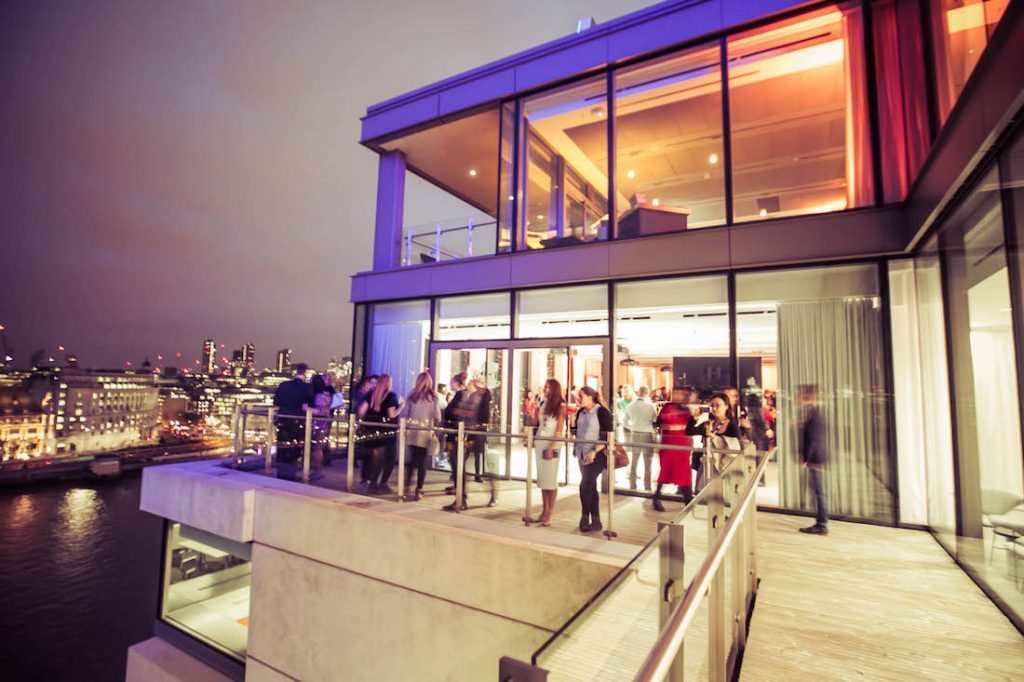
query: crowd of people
276 364 828 536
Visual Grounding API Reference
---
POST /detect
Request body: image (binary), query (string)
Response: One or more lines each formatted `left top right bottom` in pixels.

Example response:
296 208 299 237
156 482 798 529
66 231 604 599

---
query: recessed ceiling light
468 169 477 176
591 107 605 118
536 214 544 220
652 198 660 207
708 153 719 165
626 169 636 179
759 208 768 217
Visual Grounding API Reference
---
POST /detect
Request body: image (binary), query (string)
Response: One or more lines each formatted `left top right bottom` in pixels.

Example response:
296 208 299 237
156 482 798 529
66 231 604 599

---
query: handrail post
708 475 726 682
434 222 442 260
604 431 617 539
455 422 465 511
659 520 685 682
404 225 412 266
231 404 241 466
346 413 357 492
302 409 313 483
466 216 474 257
523 426 534 524
397 417 407 500
240 409 249 465
265 406 276 475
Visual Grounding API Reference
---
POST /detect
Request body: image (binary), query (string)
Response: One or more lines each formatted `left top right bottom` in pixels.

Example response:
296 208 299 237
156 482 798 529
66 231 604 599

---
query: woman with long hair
307 374 332 481
358 374 400 493
400 371 442 500
533 378 566 526
573 386 613 532
688 392 740 491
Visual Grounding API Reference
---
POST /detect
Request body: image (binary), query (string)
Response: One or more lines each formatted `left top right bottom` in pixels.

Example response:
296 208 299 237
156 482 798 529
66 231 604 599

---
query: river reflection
0 475 161 682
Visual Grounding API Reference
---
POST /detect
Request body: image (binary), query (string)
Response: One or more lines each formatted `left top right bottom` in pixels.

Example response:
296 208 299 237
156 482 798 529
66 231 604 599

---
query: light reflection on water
0 476 161 681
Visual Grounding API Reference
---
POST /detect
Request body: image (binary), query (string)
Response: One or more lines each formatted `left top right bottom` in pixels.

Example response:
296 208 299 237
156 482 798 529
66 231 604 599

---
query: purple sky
1 0 649 371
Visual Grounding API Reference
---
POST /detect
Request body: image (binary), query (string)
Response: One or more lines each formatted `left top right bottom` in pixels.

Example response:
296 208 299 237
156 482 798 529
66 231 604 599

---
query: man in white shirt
625 385 657 490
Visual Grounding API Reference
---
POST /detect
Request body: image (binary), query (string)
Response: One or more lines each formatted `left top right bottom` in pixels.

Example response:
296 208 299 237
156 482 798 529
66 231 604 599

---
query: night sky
1 0 649 371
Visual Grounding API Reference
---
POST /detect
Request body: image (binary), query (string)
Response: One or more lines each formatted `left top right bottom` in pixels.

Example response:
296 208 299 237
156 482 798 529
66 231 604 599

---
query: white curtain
777 298 893 519
369 322 426 400
970 329 1024 495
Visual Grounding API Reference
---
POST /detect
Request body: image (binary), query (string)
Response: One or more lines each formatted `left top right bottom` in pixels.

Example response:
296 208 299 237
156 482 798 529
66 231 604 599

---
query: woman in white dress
534 378 566 526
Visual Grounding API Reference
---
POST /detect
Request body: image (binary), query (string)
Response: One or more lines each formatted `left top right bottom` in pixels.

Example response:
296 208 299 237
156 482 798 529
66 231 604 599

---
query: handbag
612 444 629 469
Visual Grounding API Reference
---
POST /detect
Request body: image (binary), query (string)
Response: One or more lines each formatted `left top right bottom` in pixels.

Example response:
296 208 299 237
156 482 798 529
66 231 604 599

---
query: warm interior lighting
591 107 605 118
536 214 544 220
652 198 661 207
759 208 768 217
708 153 719 165
468 169 477 176
626 169 637 179
945 3 990 33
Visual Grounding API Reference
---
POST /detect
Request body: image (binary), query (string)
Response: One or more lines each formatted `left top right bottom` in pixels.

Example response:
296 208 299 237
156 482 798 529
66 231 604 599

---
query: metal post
404 226 412 266
659 521 686 682
397 417 407 500
346 413 357 492
523 426 534 524
231 404 241 466
708 476 726 682
466 216 474 257
434 222 442 260
455 421 466 511
604 431 617 539
748 451 761 596
302 409 313 483
265 406 276 475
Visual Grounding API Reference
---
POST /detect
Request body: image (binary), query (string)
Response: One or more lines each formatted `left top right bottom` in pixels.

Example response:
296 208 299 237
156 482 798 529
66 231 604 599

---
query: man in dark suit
273 363 314 469
798 384 829 535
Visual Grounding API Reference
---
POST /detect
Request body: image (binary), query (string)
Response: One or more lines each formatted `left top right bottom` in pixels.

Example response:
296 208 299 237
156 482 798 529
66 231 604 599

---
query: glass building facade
353 0 1024 632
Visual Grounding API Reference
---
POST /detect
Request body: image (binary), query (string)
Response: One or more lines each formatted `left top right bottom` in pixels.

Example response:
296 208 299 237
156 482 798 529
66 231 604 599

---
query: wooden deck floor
740 514 1024 682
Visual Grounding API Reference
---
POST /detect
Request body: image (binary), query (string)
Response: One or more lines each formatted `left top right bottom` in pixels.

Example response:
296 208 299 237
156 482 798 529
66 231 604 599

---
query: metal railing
402 217 497 266
228 405 745 544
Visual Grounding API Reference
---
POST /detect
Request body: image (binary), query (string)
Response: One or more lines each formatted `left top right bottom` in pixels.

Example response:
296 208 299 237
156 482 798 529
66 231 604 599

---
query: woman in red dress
653 387 695 509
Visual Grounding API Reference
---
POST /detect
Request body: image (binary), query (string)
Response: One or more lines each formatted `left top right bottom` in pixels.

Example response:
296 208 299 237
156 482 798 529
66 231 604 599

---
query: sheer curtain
369 322 426 400
776 298 893 520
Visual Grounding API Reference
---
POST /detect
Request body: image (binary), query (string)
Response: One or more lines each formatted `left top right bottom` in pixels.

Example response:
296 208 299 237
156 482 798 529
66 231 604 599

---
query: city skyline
1 0 652 370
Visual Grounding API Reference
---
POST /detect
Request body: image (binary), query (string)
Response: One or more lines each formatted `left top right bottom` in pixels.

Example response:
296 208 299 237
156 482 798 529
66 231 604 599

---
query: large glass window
929 0 1009 123
521 78 609 250
727 3 875 222
614 42 725 234
736 264 893 520
162 522 251 661
614 275 729 493
368 300 431 398
516 285 608 338
940 166 1024 616
382 108 500 265
436 293 510 341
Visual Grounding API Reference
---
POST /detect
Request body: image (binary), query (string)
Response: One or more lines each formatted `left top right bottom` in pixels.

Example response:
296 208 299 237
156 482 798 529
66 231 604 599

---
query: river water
0 474 161 681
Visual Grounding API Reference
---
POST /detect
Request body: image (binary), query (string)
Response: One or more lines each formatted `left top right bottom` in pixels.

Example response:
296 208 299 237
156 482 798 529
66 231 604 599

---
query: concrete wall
135 461 634 681
126 637 232 682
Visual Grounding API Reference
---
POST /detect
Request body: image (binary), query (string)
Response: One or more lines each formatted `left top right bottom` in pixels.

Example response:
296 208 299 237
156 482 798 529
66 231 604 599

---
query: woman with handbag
573 386 613 533
358 374 401 493
534 378 566 526
399 371 442 501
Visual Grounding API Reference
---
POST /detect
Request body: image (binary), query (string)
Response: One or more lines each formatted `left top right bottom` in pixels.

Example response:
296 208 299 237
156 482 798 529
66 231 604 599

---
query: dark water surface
0 474 161 681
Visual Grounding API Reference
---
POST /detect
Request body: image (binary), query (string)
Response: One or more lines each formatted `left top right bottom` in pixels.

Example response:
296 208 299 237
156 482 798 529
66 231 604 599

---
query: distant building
47 369 160 455
202 339 216 374
276 348 292 374
242 343 255 376
0 375 53 459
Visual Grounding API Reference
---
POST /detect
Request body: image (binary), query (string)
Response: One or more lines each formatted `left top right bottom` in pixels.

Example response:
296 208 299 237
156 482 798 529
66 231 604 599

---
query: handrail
633 450 771 681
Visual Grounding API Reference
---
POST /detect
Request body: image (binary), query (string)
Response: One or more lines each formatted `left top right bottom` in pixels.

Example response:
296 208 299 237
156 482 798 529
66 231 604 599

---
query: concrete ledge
252 487 633 632
140 461 349 542
126 637 232 682
244 658 296 682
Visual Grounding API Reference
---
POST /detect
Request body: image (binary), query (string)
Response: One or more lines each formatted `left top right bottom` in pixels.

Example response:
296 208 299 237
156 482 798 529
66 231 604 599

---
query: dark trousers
578 456 605 521
808 466 828 526
406 445 427 489
451 438 495 499
376 442 395 485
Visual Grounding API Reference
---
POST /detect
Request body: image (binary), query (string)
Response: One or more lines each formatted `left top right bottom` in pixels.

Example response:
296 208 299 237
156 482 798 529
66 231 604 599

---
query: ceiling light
759 208 768 217
536 214 544 220
708 153 719 165
591 107 605 118
626 169 636 179
468 169 477 177
652 198 660 207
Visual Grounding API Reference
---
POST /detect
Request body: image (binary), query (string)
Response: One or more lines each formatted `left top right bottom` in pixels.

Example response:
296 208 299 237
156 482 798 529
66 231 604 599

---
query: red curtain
842 2 874 208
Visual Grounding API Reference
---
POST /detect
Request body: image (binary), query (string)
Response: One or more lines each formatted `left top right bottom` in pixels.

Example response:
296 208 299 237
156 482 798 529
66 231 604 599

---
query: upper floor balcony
359 0 1010 276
